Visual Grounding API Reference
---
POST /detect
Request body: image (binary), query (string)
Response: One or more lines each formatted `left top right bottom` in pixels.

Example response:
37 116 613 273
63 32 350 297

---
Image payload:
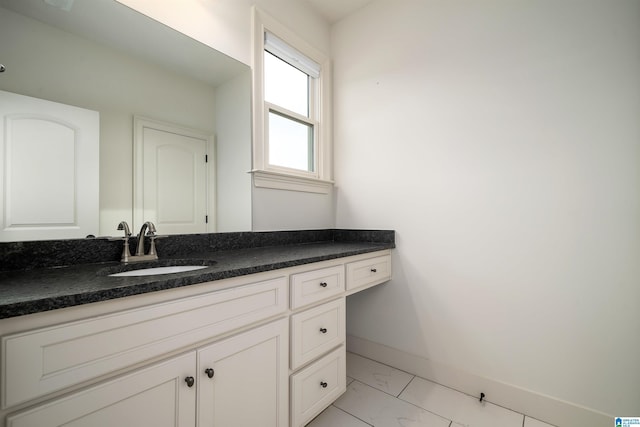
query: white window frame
251 7 333 194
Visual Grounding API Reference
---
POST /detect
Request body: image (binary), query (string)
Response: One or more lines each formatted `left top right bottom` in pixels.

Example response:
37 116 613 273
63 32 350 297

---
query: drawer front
1 277 288 409
291 265 344 310
346 254 391 291
290 346 346 427
290 298 345 370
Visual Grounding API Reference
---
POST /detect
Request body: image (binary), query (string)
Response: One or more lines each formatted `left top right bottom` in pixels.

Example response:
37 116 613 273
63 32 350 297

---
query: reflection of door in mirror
0 90 99 242
134 117 213 235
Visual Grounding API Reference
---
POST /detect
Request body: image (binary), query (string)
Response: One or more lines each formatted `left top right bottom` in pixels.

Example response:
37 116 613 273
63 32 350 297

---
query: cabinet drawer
290 265 344 309
1 277 288 409
290 298 345 370
346 254 391 291
290 346 346 427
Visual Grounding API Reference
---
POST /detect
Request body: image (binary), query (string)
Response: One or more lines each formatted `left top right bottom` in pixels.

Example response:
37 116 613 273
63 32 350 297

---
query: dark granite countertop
0 230 394 319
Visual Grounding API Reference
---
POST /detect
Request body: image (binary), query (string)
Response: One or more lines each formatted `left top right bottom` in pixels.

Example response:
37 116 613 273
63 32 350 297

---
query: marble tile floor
306 352 556 427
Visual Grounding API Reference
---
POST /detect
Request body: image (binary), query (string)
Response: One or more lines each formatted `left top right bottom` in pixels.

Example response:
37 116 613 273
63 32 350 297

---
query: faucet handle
148 236 158 257
120 239 132 262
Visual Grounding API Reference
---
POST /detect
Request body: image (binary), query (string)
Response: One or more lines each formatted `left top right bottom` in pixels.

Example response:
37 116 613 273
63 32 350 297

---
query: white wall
118 0 335 231
333 0 640 424
252 188 334 231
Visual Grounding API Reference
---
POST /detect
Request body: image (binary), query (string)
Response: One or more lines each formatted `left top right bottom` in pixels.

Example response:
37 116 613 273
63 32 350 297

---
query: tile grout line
396 374 416 398
330 404 375 427
347 376 408 400
525 415 559 427
350 379 455 426
349 351 418 378
348 352 416 399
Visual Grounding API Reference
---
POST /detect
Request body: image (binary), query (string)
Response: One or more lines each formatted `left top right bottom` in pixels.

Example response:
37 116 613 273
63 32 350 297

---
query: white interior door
0 90 99 242
134 117 212 235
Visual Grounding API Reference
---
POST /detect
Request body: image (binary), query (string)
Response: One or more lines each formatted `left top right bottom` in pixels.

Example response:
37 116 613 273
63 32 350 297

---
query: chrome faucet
135 221 157 256
114 220 159 263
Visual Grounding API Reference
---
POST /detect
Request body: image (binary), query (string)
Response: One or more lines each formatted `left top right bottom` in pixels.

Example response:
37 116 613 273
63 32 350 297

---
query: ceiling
0 0 246 87
302 0 373 23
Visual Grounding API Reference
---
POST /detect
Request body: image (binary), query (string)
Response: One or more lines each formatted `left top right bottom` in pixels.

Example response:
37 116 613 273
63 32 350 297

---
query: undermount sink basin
109 265 208 277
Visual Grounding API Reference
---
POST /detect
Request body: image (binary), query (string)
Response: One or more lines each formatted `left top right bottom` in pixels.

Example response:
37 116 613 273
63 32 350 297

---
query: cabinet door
7 352 196 427
197 318 288 427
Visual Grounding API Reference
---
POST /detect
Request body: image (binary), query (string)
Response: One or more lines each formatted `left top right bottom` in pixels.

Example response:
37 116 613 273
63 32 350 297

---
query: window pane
264 51 309 117
268 111 314 172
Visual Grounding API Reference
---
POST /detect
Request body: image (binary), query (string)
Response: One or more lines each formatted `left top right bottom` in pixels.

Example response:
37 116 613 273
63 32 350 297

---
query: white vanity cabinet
1 277 288 409
0 249 392 427
6 319 289 427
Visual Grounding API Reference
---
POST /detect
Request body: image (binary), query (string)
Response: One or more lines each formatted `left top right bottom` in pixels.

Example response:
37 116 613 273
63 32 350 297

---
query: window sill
251 170 333 194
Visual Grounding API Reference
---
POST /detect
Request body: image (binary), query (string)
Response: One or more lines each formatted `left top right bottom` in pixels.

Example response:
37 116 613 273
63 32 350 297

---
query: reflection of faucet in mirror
116 221 132 263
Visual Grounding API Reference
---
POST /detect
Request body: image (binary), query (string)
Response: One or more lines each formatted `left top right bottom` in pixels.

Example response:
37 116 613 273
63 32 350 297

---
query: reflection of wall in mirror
215 71 252 232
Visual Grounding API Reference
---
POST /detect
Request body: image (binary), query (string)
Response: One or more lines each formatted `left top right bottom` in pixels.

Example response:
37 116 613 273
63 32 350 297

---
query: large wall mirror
0 0 252 242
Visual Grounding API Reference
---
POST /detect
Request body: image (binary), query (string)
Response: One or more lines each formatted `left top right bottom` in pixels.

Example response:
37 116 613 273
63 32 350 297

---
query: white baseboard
346 335 612 427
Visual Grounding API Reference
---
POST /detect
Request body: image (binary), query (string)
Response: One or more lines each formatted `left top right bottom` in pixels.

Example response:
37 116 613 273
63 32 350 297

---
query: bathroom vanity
0 230 394 427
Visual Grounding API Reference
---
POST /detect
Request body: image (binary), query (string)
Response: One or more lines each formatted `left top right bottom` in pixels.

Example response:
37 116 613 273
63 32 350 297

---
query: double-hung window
264 32 319 173
252 8 332 193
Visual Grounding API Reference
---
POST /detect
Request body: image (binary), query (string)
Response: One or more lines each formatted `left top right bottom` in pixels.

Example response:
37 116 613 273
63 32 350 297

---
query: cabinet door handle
370 268 377 273
205 368 215 379
185 376 195 388
320 381 328 388
319 328 328 334
320 282 328 288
